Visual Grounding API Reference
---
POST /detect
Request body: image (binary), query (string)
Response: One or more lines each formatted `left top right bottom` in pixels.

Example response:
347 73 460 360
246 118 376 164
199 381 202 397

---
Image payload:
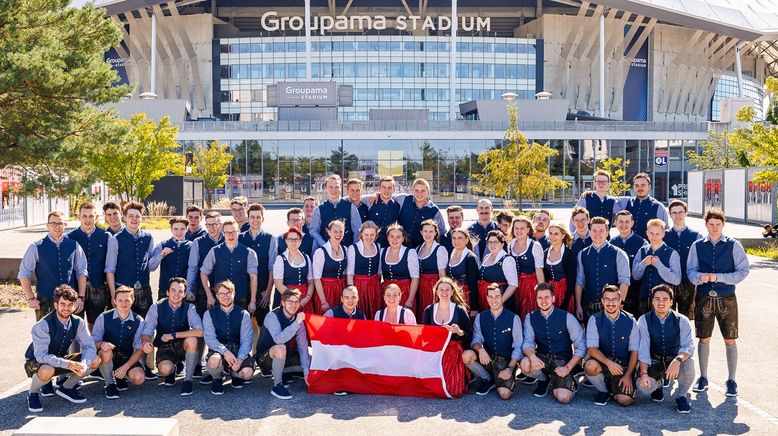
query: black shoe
163 374 176 386
663 378 672 388
211 378 224 395
40 381 55 397
27 393 43 413
676 396 691 413
475 378 495 396
594 391 610 406
144 367 158 381
282 373 293 388
180 380 193 396
90 372 104 381
193 364 203 379
231 377 244 389
534 379 550 397
725 380 738 397
521 376 537 385
55 376 81 389
115 378 129 391
56 386 86 404
651 386 665 402
692 376 709 393
105 384 120 399
516 372 528 382
175 361 184 376
200 374 213 385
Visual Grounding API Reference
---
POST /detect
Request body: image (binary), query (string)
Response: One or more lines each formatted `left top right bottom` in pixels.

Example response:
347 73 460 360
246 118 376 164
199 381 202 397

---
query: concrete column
450 0 458 120
305 0 312 79
735 42 744 97
151 12 157 95
599 13 605 118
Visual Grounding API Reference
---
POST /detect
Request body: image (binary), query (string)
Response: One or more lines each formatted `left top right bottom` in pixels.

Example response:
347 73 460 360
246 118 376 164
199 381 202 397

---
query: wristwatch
674 356 683 363
172 331 177 339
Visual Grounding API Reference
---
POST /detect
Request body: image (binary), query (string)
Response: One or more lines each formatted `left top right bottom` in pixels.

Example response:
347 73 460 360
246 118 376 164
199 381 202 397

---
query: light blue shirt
202 306 254 360
18 235 88 281
309 198 363 246
522 307 586 358
686 236 749 286
30 315 96 368
141 300 204 338
262 312 311 376
185 234 223 292
104 228 158 280
148 238 189 272
575 242 631 287
632 243 682 285
637 311 694 364
585 311 640 353
91 309 144 351
199 243 259 276
471 309 524 361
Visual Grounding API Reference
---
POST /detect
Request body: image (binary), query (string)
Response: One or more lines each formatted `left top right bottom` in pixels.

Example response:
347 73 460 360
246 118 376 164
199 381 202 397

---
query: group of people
20 171 749 415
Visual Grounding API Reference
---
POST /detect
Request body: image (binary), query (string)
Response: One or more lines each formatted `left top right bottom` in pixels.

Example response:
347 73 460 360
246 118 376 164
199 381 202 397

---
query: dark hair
633 172 652 185
703 208 726 223
286 207 303 220
103 201 121 213
247 203 266 215
601 284 620 297
590 216 610 228
53 285 78 303
651 284 674 301
613 210 632 220
185 205 203 215
420 219 440 242
495 209 515 224
486 283 503 295
486 229 505 244
168 217 189 228
534 282 554 295
668 200 688 212
123 201 144 215
168 277 187 288
571 206 590 219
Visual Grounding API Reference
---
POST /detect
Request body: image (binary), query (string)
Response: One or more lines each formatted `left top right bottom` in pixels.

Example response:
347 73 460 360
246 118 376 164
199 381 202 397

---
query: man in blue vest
610 210 647 317
19 211 88 320
521 282 586 403
687 208 749 398
468 199 499 262
310 174 362 248
91 286 145 399
346 178 370 224
302 196 318 235
574 217 630 322
186 211 224 316
203 280 256 394
570 169 623 231
142 277 204 396
324 286 367 320
632 219 681 315
570 206 593 257
636 284 695 413
239 203 276 325
24 285 100 412
231 196 250 233
102 201 124 236
277 207 315 257
149 217 192 300
367 176 403 247
496 210 515 239
105 201 157 318
623 173 670 240
584 285 639 407
440 205 464 252
531 209 552 251
257 288 311 400
462 283 523 400
67 202 112 329
369 178 447 248
184 205 206 242
663 200 702 319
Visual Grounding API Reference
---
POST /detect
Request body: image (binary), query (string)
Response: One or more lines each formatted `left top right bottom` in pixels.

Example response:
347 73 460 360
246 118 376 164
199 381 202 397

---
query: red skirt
455 283 471 310
317 277 346 315
517 273 539 320
353 274 382 320
382 279 412 310
549 278 574 312
442 340 469 398
286 283 314 314
418 273 440 319
477 280 507 313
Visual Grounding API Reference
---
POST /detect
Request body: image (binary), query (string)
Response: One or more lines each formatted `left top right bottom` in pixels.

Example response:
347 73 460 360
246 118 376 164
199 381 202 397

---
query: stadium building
98 0 778 204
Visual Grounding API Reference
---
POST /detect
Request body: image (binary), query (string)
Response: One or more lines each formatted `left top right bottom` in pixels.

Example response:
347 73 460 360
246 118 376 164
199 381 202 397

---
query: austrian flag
305 315 457 399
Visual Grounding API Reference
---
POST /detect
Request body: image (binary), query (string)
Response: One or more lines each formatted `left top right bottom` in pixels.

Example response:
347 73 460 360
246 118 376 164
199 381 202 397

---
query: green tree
598 157 631 195
729 99 778 184
91 114 183 201
0 0 130 196
765 77 778 125
686 130 744 170
192 140 234 207
477 105 569 210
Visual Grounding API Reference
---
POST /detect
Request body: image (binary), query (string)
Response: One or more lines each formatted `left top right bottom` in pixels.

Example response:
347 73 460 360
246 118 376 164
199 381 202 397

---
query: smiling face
477 200 492 222
532 212 550 233
547 225 563 246
341 288 359 312
536 288 554 311
171 222 187 240
222 223 239 244
590 223 608 245
205 217 222 238
325 179 341 200
601 289 621 316
387 228 404 247
327 223 345 244
383 287 402 309
421 223 437 243
652 289 672 316
512 221 529 240
447 211 463 229
54 297 76 320
186 211 201 230
451 230 468 250
104 207 122 228
78 207 97 232
47 216 67 239
379 180 395 200
360 227 377 244
231 203 246 223
168 281 186 306
413 183 429 203
114 290 134 317
486 287 503 311
615 214 633 236
248 209 264 231
435 281 454 303
572 213 589 233
347 183 362 202
124 208 142 232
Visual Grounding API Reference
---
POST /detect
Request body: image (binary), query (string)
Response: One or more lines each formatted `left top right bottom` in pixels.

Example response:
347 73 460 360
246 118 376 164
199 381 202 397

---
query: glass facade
710 71 763 121
218 35 537 121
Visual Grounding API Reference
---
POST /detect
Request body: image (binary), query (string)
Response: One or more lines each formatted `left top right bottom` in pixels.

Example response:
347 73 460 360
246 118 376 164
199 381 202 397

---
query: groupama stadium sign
260 12 491 34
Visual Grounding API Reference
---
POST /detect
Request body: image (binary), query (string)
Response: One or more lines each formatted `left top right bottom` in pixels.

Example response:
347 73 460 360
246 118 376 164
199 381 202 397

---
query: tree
0 0 130 196
91 114 184 201
686 130 744 170
477 105 569 210
766 77 778 125
729 101 778 184
598 157 631 195
191 140 234 207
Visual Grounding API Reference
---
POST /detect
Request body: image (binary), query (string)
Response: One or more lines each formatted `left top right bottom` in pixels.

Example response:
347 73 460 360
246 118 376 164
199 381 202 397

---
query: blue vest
277 233 314 257
353 244 380 276
544 247 572 282
399 196 440 248
468 221 499 262
320 247 347 279
212 243 251 300
446 251 474 283
478 309 516 358
625 197 662 239
418 244 443 275
480 255 508 283
571 234 592 257
638 244 677 299
331 304 367 320
34 237 78 299
281 253 311 285
664 228 702 280
511 240 539 275
585 194 617 223
153 300 192 347
66 227 109 288
381 247 411 281
532 234 551 251
580 243 620 304
645 310 681 357
25 313 81 360
368 198 401 246
258 308 297 354
185 227 206 242
356 202 369 225
318 199 356 246
611 233 646 269
208 305 244 347
693 237 738 297
530 308 573 362
239 230 272 292
195 234 223 291
114 229 152 287
101 310 142 354
439 231 453 253
158 238 192 293
594 311 634 365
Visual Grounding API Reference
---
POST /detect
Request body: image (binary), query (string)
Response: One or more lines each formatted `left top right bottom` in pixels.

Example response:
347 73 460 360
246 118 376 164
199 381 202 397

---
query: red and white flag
305 315 454 399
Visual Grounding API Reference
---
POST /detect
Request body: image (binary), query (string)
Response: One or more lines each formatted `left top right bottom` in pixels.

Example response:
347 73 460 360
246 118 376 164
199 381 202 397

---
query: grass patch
746 243 778 260
0 282 28 308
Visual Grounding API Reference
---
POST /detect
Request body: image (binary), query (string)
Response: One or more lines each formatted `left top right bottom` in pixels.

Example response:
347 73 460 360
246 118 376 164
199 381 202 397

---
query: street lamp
501 92 518 102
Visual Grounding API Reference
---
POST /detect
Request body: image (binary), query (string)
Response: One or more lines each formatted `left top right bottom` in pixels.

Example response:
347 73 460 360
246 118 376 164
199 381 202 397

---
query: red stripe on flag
305 314 449 352
307 368 448 399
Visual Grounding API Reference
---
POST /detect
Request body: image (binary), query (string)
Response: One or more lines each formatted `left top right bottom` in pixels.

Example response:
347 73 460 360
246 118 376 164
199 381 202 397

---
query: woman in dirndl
272 226 314 313
445 228 479 316
346 221 382 318
477 230 518 311
544 221 577 312
375 283 417 325
380 223 420 311
416 219 448 320
508 216 545 320
312 219 348 314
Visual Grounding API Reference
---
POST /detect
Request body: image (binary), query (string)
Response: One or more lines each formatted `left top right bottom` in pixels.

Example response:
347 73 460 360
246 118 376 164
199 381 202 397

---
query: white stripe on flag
310 341 445 379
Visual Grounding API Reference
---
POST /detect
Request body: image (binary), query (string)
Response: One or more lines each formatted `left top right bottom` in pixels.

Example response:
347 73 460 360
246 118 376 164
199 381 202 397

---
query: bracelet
172 332 177 339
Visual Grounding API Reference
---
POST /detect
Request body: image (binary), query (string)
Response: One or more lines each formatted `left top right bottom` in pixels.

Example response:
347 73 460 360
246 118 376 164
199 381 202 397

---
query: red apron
442 340 469 398
353 274 382 321
317 277 346 315
382 279 412 310
549 278 574 313
477 280 507 313
418 273 440 319
517 273 539 320
286 283 314 314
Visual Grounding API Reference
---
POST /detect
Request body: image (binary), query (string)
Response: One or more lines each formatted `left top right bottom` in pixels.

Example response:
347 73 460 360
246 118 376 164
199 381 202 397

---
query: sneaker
27 393 43 413
282 373 293 388
193 364 203 379
333 391 348 396
676 396 691 414
271 383 292 400
725 380 738 397
90 372 104 381
211 378 224 395
180 380 193 396
515 372 528 382
105 384 119 399
692 376 709 393
144 367 158 381
594 391 610 406
651 386 665 402
475 378 495 396
259 370 273 378
521 376 537 385
578 372 593 388
200 374 213 385
534 379 550 397
40 381 55 397
231 377 244 389
163 374 176 387
55 376 81 389
56 386 87 404
663 378 673 388
115 378 129 391
175 361 184 376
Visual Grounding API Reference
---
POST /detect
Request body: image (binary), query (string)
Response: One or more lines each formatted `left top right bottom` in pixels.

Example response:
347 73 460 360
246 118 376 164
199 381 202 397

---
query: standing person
632 219 682 315
380 224 420 311
610 211 648 316
140 278 203 396
149 217 192 300
495 210 516 239
105 202 157 317
574 217 630 322
365 176 402 247
687 209 749 397
462 283 523 399
230 196 250 232
184 205 206 242
20 211 88 320
277 208 314 257
302 196 318 235
375 283 417 325
530 209 552 251
346 178 370 224
186 211 224 315
24 285 100 412
569 206 593 257
200 219 258 313
202 280 256 394
544 222 577 313
102 201 124 235
663 200 702 319
508 217 545 320
584 285 640 407
477 230 518 313
92 286 146 399
422 278 472 398
636 285 696 413
324 286 367 320
570 169 622 230
239 203 276 324
416 219 448 320
467 199 499 262
520 283 586 404
346 221 382 319
272 227 314 313
440 205 464 253
397 178 446 248
623 173 670 240
310 174 362 248
312 220 349 314
445 228 479 314
66 202 111 328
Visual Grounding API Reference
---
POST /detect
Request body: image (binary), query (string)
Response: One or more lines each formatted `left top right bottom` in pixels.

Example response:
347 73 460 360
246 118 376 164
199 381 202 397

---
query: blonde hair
433 277 468 310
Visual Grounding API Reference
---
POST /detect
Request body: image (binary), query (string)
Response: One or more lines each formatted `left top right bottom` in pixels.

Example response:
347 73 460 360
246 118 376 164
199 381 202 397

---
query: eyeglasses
595 180 610 184
284 299 300 305
286 237 301 242
602 298 620 304
205 223 220 227
487 240 501 245
230 207 244 212
223 230 238 236
47 222 65 227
